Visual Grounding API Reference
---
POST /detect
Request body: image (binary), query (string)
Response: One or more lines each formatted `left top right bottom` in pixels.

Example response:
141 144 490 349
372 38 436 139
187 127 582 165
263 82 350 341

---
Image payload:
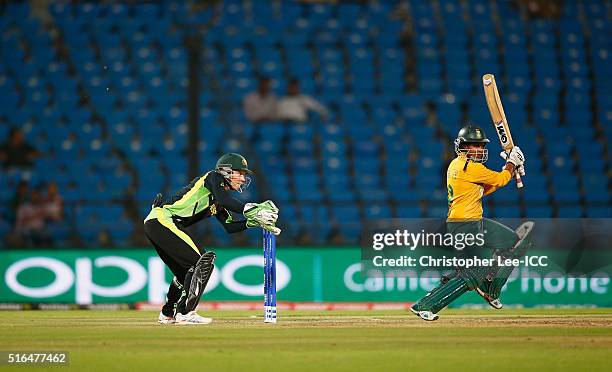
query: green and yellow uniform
412 125 527 318
144 170 248 317
143 152 274 320
446 154 513 220
145 171 247 254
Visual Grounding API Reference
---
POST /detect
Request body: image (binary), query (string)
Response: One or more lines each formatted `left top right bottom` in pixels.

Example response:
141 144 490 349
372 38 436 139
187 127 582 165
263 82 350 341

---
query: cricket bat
482 73 524 188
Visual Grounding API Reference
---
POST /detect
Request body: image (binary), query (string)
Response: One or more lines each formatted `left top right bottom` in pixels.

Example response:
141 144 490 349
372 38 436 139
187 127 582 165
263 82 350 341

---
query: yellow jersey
447 154 512 221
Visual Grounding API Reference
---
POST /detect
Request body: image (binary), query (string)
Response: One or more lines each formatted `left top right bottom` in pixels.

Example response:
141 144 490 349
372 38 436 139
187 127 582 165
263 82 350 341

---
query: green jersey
144 171 247 233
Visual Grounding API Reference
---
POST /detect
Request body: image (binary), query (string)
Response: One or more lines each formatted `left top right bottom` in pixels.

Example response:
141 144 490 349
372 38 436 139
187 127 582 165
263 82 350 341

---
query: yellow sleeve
467 163 512 188
483 185 498 195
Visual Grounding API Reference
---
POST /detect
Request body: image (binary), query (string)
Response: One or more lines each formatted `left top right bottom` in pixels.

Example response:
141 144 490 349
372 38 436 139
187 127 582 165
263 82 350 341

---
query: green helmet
454 125 489 163
215 153 253 192
456 125 490 144
215 153 253 174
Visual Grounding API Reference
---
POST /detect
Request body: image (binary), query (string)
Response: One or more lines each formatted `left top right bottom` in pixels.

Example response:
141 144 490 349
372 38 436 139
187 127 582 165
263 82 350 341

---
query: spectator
9 180 30 227
242 77 278 123
42 181 64 222
517 0 561 18
15 187 51 247
97 230 114 248
0 127 39 171
276 78 328 123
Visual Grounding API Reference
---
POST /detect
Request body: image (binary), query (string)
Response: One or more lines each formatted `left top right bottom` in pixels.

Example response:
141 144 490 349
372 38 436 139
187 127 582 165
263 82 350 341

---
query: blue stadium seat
494 207 521 218
557 206 583 218
364 204 392 220
526 206 553 218
585 207 612 218
1 0 610 248
332 205 360 223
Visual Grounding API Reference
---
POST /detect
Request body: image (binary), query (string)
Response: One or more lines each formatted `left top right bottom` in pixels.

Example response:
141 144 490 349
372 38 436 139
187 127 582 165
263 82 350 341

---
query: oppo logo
4 255 290 304
496 123 509 145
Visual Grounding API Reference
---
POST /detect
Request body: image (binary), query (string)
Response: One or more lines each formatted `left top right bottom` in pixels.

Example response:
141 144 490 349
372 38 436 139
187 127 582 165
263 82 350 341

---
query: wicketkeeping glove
151 193 164 208
243 200 279 225
262 223 282 235
246 219 282 235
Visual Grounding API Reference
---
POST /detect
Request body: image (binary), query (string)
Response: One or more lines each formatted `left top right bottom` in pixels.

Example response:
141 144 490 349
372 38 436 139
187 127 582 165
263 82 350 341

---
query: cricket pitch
1 308 611 371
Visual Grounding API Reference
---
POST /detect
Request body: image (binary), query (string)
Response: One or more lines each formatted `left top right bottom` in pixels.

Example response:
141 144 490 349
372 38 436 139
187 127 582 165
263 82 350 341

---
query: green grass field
1 308 611 371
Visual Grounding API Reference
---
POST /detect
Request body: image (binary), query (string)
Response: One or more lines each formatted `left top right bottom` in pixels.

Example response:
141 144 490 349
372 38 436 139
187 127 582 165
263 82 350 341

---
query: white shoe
476 287 504 309
158 311 175 324
489 298 503 309
175 311 213 325
410 306 439 321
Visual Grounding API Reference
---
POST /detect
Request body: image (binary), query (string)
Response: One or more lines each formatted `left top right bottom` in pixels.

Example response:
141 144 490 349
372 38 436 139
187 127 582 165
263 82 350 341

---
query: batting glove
500 151 526 176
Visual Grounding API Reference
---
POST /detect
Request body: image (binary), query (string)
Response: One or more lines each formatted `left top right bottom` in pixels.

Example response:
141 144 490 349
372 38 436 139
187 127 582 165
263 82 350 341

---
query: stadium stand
0 0 609 247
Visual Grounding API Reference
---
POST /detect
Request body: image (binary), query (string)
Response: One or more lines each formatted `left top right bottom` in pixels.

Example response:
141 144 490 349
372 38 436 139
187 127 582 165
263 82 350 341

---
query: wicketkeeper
410 125 533 321
144 153 281 324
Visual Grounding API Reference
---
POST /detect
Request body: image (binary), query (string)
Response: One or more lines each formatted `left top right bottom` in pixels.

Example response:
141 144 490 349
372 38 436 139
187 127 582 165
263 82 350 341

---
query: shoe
476 286 503 309
410 305 439 321
175 311 213 325
515 221 534 240
158 311 175 324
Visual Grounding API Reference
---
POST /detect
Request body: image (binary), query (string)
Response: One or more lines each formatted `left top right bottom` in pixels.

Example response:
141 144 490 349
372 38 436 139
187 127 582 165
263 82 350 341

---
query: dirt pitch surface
1 308 611 371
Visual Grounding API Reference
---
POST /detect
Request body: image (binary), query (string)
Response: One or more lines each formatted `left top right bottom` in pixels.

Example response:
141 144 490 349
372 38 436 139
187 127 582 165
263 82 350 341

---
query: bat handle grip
515 173 524 188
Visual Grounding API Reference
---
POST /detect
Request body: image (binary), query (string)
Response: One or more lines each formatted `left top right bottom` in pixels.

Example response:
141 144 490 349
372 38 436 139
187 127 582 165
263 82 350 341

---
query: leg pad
178 251 216 314
414 276 470 314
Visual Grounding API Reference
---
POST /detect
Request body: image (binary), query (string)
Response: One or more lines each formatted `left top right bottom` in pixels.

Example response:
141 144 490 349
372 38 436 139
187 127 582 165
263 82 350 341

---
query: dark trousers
446 218 518 288
144 218 202 315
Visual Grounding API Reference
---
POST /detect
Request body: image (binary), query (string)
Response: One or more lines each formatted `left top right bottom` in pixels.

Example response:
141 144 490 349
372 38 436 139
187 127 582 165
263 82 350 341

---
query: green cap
215 153 254 174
